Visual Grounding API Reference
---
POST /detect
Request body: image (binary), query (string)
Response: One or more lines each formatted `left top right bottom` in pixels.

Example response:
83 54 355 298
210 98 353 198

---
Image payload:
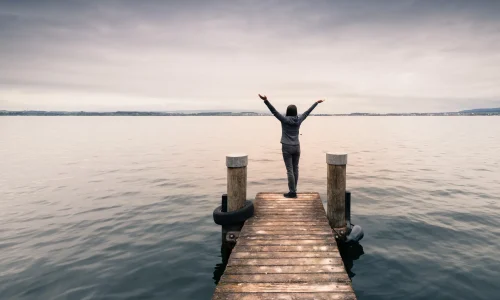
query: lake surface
1 116 499 300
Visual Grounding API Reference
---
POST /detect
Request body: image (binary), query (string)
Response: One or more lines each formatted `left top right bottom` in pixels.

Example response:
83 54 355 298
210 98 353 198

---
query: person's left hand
316 99 325 104
258 94 268 101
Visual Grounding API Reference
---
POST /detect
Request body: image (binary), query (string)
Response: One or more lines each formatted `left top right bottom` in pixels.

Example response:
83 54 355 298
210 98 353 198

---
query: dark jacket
264 100 318 145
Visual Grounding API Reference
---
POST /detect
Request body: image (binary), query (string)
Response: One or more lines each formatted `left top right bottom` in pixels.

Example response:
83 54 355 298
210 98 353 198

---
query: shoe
283 192 297 198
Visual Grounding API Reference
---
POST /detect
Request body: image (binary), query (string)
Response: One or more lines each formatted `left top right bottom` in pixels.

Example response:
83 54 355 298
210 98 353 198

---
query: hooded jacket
264 100 318 145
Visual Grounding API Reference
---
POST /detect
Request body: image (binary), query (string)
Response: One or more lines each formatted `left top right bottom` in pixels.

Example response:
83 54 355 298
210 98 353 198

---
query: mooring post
226 154 248 212
326 153 348 234
222 154 248 246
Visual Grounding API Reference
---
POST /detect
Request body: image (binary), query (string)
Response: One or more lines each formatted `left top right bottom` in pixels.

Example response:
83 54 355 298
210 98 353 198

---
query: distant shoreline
1 111 499 116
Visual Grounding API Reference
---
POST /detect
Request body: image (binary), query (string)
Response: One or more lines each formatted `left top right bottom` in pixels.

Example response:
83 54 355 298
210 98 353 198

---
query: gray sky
1 0 500 113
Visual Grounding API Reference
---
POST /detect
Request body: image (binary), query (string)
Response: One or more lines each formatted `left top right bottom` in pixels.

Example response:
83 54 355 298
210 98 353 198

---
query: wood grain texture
245 221 328 226
242 225 332 231
327 165 346 228
241 228 332 234
224 265 348 274
213 192 356 299
213 292 356 300
230 251 340 258
228 258 343 266
215 283 354 293
239 235 330 240
222 273 350 283
233 245 340 253
237 239 337 246
250 217 329 221
254 209 326 213
227 166 247 211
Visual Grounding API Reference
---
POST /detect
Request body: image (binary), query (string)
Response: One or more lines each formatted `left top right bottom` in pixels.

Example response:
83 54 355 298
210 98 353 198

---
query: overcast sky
1 0 499 113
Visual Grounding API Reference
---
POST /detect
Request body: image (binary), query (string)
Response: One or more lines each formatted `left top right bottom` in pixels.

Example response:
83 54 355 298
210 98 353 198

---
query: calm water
1 116 499 300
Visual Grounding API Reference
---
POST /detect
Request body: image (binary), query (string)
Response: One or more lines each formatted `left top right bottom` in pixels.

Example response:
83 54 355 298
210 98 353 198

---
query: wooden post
226 154 248 212
326 153 347 231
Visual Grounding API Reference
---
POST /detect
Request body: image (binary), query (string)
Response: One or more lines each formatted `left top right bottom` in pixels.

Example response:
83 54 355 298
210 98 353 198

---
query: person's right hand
258 94 268 101
316 99 325 103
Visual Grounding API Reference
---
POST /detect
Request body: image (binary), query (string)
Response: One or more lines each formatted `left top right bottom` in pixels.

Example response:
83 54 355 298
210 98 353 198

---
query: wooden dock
213 192 356 300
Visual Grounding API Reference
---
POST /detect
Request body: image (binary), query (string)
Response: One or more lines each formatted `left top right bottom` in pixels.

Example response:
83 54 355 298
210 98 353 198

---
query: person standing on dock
259 94 325 198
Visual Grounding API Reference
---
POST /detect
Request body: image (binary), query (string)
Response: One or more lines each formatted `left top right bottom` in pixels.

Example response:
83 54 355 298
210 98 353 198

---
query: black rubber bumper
213 200 254 226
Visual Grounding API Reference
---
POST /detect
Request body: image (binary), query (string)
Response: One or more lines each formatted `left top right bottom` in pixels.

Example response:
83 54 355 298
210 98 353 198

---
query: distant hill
460 108 500 113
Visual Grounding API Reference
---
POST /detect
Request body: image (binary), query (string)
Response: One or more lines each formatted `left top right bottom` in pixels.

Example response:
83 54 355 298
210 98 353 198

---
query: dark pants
282 144 301 193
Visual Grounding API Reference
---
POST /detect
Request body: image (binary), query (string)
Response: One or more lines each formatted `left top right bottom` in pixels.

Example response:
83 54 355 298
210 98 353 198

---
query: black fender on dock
213 200 254 226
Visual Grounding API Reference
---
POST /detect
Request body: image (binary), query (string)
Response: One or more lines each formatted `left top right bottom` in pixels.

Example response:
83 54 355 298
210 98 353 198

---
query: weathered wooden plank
214 283 354 293
254 206 324 210
241 229 332 235
256 198 319 202
253 212 324 215
257 192 319 195
254 205 323 209
255 201 320 203
252 214 327 218
254 210 325 213
233 245 339 253
221 273 350 283
230 251 340 259
245 221 328 226
250 214 327 219
254 208 326 213
243 225 332 231
240 230 332 235
254 206 323 211
248 220 329 223
253 212 325 215
256 203 323 206
255 202 323 205
243 226 332 232
244 225 329 229
249 217 329 222
237 239 337 246
255 205 323 209
213 292 357 300
254 209 325 212
228 257 343 266
256 195 319 198
251 214 328 218
224 265 348 274
256 196 320 199
239 235 328 240
255 209 325 212
256 199 322 203
256 193 319 199
257 193 319 196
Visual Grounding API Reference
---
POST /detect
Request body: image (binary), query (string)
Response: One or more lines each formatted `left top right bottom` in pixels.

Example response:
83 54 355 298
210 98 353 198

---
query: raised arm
259 94 287 123
299 99 324 123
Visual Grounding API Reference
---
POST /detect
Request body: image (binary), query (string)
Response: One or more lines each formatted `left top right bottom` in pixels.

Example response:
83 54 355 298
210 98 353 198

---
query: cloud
0 0 499 112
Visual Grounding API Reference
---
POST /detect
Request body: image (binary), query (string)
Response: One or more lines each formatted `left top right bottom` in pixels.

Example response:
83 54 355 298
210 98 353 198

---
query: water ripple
1 117 499 300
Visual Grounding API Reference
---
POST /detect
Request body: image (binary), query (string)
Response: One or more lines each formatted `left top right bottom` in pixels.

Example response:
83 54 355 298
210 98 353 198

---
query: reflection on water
212 243 232 285
339 242 365 279
1 116 500 300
